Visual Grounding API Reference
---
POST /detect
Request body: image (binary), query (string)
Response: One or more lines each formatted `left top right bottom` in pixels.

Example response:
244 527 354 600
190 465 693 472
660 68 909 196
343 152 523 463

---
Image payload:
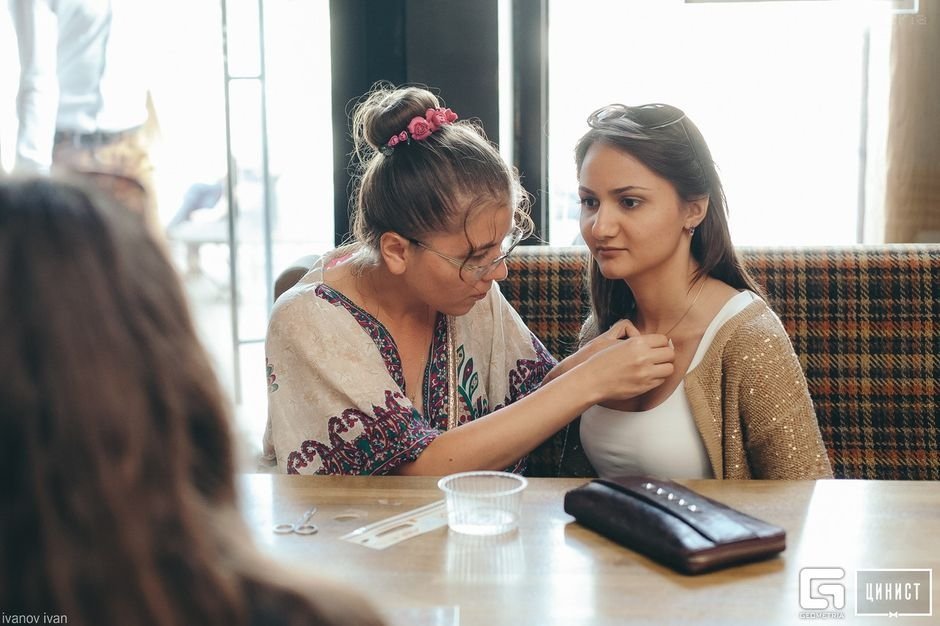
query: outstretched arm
395 331 675 475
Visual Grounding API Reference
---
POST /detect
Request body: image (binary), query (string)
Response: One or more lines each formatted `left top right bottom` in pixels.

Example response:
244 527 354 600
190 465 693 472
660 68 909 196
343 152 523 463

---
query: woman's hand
544 319 653 382
587 325 675 400
549 319 674 400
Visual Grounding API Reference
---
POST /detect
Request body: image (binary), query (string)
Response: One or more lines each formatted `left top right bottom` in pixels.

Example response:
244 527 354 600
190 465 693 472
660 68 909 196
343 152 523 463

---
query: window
547 0 894 246
152 0 334 458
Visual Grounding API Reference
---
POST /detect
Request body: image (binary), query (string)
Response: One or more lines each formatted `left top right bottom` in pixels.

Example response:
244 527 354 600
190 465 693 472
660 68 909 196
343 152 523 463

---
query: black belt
54 126 140 148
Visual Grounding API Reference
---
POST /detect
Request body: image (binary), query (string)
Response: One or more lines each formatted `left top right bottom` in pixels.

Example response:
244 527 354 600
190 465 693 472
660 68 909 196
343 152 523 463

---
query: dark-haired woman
264 84 676 475
557 103 832 480
0 178 385 626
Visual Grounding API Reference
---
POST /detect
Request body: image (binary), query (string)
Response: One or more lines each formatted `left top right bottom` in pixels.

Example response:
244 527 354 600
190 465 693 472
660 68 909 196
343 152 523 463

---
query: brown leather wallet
563 476 786 575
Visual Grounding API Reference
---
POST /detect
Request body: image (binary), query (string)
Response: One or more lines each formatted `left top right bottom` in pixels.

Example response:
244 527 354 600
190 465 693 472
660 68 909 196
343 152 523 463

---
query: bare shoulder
706 278 744 308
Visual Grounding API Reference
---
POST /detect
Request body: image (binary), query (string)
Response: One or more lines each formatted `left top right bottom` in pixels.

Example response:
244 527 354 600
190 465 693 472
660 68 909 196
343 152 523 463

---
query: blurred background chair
274 254 320 302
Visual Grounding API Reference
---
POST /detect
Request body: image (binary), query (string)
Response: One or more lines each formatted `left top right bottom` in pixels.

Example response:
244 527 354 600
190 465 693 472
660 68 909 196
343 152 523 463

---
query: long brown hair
0 178 382 626
575 105 763 340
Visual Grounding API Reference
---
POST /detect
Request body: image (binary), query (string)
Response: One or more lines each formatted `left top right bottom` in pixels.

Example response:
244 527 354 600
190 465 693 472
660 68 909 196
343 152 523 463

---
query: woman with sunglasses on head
0 178 384 626
551 103 832 480
264 84 675 475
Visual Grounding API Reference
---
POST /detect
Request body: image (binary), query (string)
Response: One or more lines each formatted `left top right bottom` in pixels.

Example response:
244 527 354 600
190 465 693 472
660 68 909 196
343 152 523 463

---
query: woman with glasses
555 103 832 480
264 85 675 475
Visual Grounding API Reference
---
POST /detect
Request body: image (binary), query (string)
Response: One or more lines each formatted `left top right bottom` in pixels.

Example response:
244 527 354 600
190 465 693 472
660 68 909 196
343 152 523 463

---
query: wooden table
238 475 939 625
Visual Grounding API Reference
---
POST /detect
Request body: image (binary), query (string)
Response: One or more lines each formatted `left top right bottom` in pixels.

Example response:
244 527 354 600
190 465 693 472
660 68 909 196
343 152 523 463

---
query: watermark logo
856 569 933 617
1 615 68 624
800 567 846 620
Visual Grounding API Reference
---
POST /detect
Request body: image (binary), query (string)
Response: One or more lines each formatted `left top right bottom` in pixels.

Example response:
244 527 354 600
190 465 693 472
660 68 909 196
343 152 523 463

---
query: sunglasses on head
588 103 705 178
591 103 686 129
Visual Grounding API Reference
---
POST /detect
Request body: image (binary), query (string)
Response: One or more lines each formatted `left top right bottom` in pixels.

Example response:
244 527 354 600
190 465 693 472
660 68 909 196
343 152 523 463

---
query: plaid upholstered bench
503 245 940 480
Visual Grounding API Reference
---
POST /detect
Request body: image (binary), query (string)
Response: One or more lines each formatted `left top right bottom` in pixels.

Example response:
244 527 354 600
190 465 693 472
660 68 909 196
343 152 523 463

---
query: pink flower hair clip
380 107 458 155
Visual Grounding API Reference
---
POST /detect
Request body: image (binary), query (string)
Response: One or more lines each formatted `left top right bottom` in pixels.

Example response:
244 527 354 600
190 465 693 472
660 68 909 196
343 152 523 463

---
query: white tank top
580 291 758 479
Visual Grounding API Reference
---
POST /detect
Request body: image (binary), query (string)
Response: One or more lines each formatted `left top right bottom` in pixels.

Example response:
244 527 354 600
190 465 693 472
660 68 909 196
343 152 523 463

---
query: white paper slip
340 500 448 550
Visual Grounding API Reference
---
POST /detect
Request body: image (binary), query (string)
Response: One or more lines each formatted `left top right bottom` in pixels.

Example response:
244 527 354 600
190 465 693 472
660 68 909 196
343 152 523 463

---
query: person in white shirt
11 0 157 227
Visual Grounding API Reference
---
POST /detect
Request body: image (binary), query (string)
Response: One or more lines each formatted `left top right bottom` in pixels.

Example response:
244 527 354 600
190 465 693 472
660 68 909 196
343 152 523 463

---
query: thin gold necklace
658 278 708 337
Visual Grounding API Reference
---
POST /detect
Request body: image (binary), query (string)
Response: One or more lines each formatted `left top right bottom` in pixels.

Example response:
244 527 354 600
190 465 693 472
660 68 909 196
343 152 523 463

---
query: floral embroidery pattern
455 345 486 424
266 358 279 393
286 390 435 475
423 314 450 429
492 335 556 412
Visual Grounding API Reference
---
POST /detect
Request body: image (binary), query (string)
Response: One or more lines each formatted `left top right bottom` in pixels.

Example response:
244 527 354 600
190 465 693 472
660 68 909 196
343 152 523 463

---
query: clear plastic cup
437 471 527 536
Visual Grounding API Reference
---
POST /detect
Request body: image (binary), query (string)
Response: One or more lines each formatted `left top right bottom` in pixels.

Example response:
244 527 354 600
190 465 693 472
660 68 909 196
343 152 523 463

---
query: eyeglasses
589 103 705 179
407 226 525 281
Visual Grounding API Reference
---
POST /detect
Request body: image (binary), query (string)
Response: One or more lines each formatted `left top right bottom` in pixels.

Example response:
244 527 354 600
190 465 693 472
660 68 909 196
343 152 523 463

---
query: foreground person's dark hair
0 178 384 626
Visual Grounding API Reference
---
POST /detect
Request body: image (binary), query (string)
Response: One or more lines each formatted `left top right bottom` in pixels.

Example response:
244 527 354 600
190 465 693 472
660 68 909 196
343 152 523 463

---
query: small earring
688 226 696 237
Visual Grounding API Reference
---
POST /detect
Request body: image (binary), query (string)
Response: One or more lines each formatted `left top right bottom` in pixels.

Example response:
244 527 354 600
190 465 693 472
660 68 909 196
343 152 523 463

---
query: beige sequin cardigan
683 299 833 479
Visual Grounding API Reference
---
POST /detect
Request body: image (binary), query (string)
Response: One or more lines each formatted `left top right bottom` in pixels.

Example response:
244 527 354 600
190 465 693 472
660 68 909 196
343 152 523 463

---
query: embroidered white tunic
263 251 555 475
